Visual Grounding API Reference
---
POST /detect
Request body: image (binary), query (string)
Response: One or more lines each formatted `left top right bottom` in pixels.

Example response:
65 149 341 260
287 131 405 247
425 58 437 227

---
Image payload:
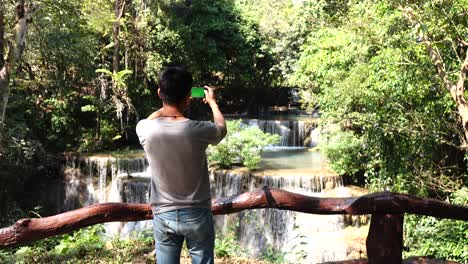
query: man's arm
147 107 164 120
204 86 227 138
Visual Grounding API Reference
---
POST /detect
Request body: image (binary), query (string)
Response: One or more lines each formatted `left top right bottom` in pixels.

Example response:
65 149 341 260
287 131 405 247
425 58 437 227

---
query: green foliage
0 224 278 263
1 127 44 165
53 225 104 256
234 0 328 86
404 188 468 263
214 223 286 263
292 0 466 195
95 69 133 91
214 227 243 258
1 0 467 260
208 120 280 169
288 2 467 259
11 225 105 263
260 245 286 264
321 130 364 176
0 226 155 264
0 121 60 227
4 0 279 153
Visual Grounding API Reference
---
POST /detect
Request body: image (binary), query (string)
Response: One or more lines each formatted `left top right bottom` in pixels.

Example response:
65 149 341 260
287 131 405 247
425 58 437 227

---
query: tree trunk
95 86 101 142
0 0 38 129
0 5 5 153
0 187 467 248
0 6 5 69
455 55 468 146
113 0 125 75
402 7 468 148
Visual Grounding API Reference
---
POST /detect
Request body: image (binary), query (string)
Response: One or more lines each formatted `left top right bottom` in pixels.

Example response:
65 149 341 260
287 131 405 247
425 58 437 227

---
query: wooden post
366 214 404 264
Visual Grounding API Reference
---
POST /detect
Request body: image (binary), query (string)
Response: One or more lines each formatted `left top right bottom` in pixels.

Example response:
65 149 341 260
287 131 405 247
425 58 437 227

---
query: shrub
0 225 155 264
404 188 468 263
208 120 280 169
215 227 243 258
321 130 365 176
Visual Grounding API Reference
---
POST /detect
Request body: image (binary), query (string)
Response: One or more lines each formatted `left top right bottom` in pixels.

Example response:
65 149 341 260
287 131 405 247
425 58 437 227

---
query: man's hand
147 108 163 120
203 86 227 138
203 86 217 106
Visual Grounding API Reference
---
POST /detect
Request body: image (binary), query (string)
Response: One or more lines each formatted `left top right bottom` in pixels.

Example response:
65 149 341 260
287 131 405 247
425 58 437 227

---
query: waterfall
60 118 366 262
242 119 318 147
211 170 348 263
62 155 351 263
61 154 148 210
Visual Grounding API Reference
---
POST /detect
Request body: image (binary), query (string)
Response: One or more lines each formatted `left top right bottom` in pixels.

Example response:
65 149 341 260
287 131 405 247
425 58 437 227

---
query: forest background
0 0 467 262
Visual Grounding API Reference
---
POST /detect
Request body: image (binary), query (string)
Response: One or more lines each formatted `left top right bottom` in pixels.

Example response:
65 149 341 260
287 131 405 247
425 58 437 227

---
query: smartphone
191 87 205 98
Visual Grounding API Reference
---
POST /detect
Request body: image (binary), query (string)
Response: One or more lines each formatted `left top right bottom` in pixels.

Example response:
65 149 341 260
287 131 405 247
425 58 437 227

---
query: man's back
136 118 223 214
137 65 226 264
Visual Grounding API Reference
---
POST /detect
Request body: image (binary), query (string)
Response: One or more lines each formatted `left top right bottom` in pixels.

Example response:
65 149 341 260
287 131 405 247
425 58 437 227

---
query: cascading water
242 119 319 147
61 154 148 210
210 168 349 263
61 154 151 236
61 118 366 263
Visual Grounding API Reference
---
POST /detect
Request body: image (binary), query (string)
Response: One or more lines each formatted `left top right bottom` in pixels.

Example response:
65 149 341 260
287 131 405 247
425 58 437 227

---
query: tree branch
456 50 468 104
0 6 5 69
401 5 468 146
400 6 454 94
0 187 467 248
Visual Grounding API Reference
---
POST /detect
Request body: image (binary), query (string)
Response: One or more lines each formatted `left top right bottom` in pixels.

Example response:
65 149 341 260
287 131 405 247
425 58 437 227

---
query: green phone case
191 87 205 98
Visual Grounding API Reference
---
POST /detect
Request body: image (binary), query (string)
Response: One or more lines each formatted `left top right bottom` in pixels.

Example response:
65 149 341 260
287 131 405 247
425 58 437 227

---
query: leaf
81 105 96 112
95 69 112 76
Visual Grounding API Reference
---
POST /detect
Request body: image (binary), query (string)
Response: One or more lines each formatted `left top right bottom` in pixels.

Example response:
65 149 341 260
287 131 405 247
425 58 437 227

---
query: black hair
158 65 193 105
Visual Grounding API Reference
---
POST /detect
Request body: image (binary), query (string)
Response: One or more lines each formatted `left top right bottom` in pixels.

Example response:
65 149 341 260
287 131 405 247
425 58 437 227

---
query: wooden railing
1 186 467 263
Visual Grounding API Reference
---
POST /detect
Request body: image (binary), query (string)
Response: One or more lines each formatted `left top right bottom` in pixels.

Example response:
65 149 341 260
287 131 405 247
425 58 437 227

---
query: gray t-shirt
136 118 224 214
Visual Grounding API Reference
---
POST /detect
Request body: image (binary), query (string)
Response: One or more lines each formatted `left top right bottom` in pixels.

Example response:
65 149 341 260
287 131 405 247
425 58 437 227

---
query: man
136 65 227 264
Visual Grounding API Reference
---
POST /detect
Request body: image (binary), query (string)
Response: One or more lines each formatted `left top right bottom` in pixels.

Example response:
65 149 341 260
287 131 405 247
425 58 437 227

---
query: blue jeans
152 208 215 264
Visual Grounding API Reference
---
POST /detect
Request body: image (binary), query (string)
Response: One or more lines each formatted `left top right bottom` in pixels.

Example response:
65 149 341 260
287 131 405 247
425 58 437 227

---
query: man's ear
157 88 163 99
